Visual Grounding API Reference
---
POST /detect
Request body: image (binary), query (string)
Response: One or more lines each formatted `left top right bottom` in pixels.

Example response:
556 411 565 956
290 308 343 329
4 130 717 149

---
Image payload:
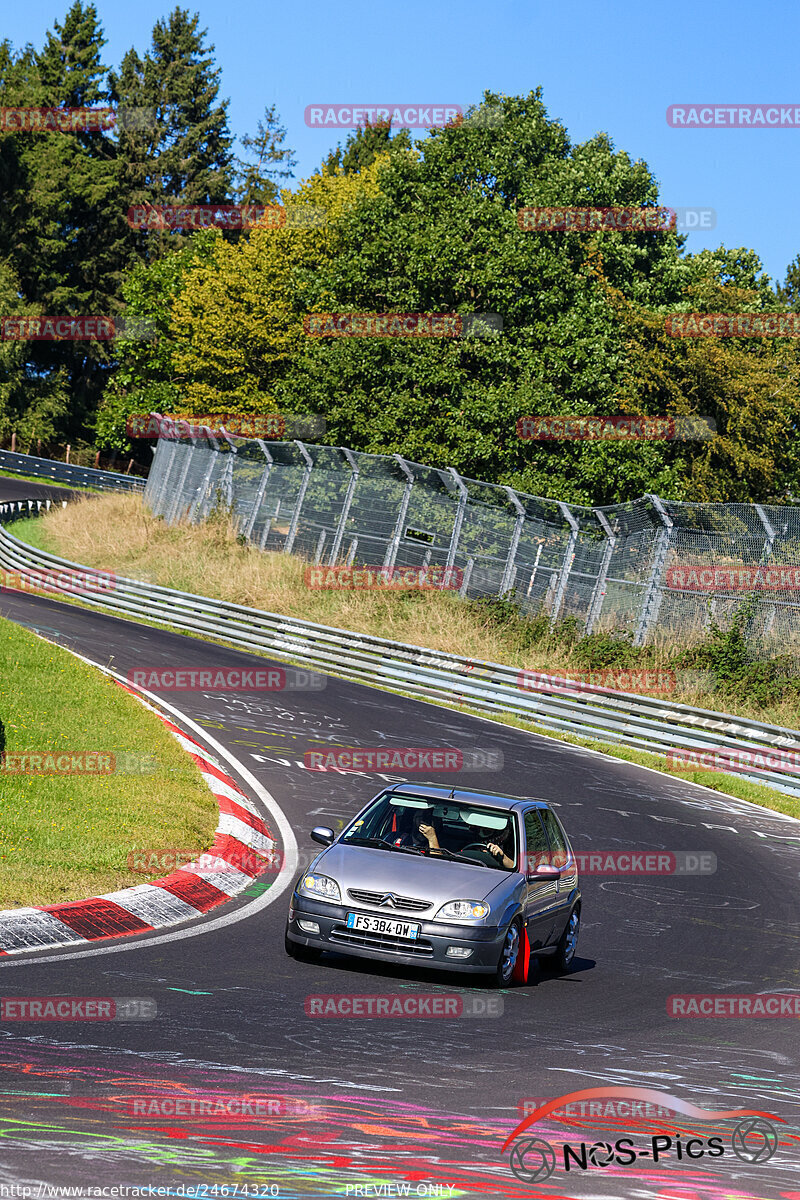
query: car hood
314 842 512 905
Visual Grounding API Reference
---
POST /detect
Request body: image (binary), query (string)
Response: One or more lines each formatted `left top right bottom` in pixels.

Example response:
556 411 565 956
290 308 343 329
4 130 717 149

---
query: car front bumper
286 892 508 973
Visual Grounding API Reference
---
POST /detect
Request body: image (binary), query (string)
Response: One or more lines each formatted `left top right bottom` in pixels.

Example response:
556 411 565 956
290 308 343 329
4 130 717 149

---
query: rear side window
524 810 550 872
540 809 569 868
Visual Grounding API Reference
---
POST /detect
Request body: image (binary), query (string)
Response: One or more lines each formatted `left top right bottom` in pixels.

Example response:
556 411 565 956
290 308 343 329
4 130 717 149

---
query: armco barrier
1 504 800 799
0 448 145 492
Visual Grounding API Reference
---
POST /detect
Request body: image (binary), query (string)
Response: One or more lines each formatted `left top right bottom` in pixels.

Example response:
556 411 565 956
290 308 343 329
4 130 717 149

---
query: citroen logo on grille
379 893 397 908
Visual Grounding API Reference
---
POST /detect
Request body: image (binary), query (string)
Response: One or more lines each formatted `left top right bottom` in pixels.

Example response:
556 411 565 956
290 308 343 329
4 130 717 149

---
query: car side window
540 809 569 869
524 810 550 873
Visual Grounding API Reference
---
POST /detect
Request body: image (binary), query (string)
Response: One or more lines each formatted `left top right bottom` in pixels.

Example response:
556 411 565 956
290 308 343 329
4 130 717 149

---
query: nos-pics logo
503 1088 783 1184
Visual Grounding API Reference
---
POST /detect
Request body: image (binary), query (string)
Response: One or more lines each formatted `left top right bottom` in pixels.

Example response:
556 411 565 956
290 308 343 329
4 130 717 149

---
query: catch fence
143 419 800 648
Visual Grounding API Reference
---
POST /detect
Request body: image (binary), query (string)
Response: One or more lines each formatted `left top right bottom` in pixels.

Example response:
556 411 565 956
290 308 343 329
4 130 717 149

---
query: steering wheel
460 841 501 865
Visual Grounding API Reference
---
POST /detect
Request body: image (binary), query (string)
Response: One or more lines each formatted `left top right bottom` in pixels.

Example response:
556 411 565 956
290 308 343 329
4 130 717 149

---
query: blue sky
7 0 797 286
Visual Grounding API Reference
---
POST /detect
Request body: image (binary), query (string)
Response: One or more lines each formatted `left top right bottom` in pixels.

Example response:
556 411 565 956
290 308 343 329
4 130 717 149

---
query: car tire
551 906 580 974
493 919 524 987
285 931 322 963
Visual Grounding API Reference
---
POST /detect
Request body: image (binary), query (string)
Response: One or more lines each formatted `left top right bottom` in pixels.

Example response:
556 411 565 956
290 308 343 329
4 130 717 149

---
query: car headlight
435 900 490 922
299 873 341 903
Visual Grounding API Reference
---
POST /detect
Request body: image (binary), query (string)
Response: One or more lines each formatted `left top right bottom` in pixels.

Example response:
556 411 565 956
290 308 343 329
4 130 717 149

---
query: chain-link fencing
143 419 800 648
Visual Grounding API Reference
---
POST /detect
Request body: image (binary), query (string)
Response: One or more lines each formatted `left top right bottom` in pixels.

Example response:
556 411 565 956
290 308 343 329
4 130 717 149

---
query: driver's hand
487 842 503 859
419 823 438 847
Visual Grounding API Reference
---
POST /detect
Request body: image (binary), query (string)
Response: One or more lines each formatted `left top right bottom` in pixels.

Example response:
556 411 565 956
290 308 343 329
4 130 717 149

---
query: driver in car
466 821 515 869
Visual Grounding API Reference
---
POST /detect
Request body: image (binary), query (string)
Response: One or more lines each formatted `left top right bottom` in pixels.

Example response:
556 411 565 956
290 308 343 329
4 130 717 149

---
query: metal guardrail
1 502 799 799
0 448 145 492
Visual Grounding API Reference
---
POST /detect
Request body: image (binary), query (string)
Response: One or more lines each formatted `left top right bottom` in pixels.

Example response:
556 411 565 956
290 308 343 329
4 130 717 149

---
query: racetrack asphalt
0 483 797 1198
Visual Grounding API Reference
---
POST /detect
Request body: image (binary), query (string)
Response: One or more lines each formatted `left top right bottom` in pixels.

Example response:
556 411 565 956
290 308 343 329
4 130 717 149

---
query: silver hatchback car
284 783 581 986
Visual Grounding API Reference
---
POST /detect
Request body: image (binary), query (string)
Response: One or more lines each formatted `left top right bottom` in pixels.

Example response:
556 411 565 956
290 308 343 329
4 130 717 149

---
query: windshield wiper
345 836 391 850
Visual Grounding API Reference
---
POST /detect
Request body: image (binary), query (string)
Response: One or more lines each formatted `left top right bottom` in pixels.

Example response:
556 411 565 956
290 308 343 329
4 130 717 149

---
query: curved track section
0 501 797 1197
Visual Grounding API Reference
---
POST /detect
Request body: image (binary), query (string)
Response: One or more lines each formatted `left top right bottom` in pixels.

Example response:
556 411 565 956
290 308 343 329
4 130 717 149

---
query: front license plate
346 912 420 939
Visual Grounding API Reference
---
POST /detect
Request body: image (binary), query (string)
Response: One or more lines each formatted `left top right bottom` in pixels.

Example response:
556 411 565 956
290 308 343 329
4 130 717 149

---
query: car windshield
341 793 518 870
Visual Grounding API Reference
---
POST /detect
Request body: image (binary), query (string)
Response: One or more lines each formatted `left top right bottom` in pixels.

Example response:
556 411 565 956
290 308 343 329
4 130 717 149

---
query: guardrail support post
585 510 617 635
284 441 314 554
383 455 415 569
446 468 468 574
329 449 360 565
501 487 526 595
550 503 579 628
634 494 674 646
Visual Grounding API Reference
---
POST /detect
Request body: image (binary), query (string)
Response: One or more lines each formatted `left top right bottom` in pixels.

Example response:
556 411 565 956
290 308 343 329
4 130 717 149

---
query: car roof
388 782 551 812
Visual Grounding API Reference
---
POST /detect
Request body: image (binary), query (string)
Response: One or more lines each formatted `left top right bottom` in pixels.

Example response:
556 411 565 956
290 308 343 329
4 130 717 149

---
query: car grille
331 925 434 956
347 888 432 912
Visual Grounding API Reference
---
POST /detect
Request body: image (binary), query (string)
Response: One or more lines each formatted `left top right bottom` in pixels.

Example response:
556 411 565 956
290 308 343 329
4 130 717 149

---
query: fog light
446 946 473 959
298 919 320 934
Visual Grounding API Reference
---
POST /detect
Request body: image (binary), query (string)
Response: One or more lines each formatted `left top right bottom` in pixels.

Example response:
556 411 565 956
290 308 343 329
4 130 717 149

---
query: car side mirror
529 863 562 879
310 826 335 846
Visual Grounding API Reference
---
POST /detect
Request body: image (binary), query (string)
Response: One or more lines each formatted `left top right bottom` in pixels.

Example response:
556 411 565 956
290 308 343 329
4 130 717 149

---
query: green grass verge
0 616 218 907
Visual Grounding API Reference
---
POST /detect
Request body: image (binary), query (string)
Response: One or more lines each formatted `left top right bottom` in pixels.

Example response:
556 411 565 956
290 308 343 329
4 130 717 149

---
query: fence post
501 487 526 595
242 440 274 542
329 449 360 564
753 503 777 636
634 494 674 646
383 455 415 569
584 510 617 635
190 431 221 521
446 468 468 575
165 438 196 523
550 503 579 628
150 423 179 516
526 543 543 597
283 441 314 554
